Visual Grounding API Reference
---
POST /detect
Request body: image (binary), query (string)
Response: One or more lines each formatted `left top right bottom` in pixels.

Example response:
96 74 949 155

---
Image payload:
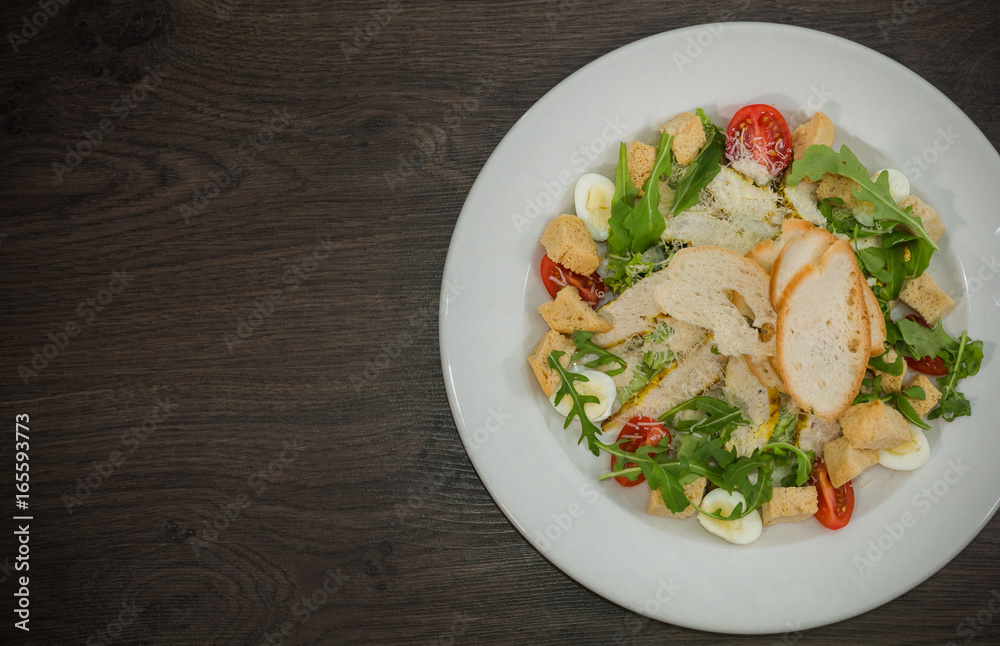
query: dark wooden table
1 1 998 643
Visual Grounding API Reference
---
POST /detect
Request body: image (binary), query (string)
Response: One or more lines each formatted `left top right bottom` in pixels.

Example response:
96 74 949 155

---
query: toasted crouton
647 476 707 519
540 214 601 275
872 347 906 393
539 286 612 334
627 141 656 194
904 373 942 418
898 196 945 243
898 273 957 325
791 112 835 160
660 112 707 166
839 400 911 450
527 330 575 397
776 241 870 421
824 436 878 488
761 486 819 526
817 174 873 214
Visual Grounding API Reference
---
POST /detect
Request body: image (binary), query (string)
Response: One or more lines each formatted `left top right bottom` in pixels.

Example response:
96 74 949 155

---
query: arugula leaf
547 350 602 456
617 350 674 403
761 442 815 487
786 145 938 250
607 143 639 256
695 107 715 135
929 331 984 422
604 242 675 294
623 130 674 252
670 127 725 215
659 396 750 435
769 411 799 446
571 330 626 376
896 318 956 359
895 389 931 430
869 350 905 377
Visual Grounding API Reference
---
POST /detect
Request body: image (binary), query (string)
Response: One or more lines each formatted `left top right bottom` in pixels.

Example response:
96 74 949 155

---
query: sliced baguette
746 218 813 274
776 240 871 421
593 269 672 347
862 279 887 357
769 228 836 308
654 246 776 361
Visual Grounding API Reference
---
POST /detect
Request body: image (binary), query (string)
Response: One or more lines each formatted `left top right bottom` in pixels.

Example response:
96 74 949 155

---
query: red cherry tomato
725 104 793 178
902 314 948 376
809 458 855 530
539 254 606 307
611 416 671 487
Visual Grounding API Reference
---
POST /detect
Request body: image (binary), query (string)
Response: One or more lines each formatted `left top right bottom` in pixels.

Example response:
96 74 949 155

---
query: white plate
440 22 1000 634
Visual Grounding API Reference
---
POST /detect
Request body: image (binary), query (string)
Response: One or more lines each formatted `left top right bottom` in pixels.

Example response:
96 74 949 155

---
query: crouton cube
660 112 707 166
540 214 601 275
647 476 707 519
898 273 957 325
539 286 612 334
817 173 873 214
761 486 819 526
898 196 945 243
904 373 942 418
839 400 911 450
791 112 835 161
627 141 656 194
872 347 907 394
823 436 878 488
527 330 575 397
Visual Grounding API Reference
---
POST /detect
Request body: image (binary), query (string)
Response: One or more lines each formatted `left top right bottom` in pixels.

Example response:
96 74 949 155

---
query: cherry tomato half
809 458 855 530
725 104 793 178
902 314 948 376
540 254 606 307
611 416 671 487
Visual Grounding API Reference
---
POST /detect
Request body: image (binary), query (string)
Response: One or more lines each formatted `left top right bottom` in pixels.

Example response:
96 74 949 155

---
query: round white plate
440 22 1000 634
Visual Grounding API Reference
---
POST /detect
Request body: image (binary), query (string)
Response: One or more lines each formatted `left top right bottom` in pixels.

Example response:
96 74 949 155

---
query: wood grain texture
0 0 998 643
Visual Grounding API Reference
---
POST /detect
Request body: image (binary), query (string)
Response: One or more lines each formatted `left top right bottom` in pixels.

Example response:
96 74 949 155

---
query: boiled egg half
549 367 616 423
878 423 930 471
574 174 616 241
697 489 763 545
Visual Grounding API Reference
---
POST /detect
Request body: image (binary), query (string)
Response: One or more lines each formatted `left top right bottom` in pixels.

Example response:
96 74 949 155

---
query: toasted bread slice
861 279 886 357
654 246 776 361
776 241 870 421
745 219 813 274
745 354 786 391
769 228 836 308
